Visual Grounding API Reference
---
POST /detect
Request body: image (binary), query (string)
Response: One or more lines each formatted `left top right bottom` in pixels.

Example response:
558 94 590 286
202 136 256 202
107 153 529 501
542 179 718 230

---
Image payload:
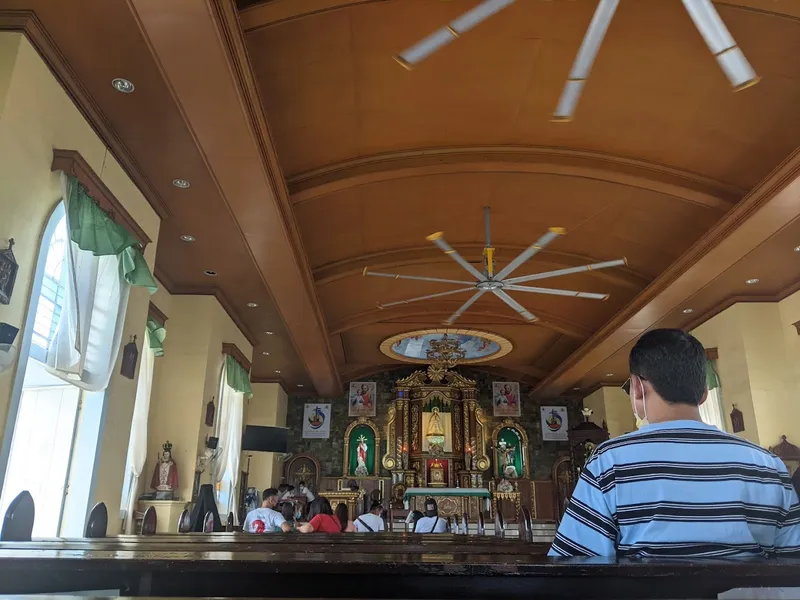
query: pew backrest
140 506 157 536
226 512 234 532
1 490 34 542
84 502 107 538
203 511 215 533
495 508 505 538
177 509 191 533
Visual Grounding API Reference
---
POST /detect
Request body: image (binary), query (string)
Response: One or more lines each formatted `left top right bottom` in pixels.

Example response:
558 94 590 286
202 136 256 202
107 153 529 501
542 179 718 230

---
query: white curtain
214 360 244 516
700 387 726 431
123 338 155 533
46 175 130 391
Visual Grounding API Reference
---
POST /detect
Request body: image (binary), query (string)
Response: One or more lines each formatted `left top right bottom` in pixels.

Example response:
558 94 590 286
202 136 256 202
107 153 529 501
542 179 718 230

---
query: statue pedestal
137 500 188 534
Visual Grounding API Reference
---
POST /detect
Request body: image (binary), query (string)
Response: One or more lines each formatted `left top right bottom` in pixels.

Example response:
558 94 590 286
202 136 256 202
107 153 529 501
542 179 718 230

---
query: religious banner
541 406 568 441
492 381 520 417
303 403 331 439
348 381 376 417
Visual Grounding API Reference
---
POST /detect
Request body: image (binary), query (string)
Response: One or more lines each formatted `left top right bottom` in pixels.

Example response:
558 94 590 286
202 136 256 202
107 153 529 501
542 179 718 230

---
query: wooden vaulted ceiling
5 0 800 396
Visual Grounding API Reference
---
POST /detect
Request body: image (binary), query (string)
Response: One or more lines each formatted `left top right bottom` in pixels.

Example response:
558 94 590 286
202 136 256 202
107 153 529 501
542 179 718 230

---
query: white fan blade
444 289 487 326
503 258 627 285
505 284 609 301
364 268 476 286
552 0 619 121
378 287 475 309
427 232 486 281
494 227 565 281
492 289 536 322
681 0 759 91
395 0 516 68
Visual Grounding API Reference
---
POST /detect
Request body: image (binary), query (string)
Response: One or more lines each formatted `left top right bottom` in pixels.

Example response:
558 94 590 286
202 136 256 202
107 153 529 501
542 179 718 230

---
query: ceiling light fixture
275 370 281 374
111 78 135 93
262 351 270 356
794 246 800 253
180 235 195 243
682 308 694 314
172 178 190 189
745 278 760 285
297 384 304 388
265 331 274 335
247 302 259 308
606 373 614 377
204 270 217 277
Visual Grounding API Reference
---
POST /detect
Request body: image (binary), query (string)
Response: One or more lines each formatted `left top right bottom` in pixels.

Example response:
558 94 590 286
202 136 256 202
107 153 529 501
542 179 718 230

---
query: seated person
335 502 357 532
355 501 386 533
414 499 448 533
550 328 800 558
297 497 344 533
242 488 291 534
280 502 296 530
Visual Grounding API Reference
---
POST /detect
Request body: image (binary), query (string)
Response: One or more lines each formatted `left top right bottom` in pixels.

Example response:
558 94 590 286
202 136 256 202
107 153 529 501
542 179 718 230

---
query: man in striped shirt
549 328 800 558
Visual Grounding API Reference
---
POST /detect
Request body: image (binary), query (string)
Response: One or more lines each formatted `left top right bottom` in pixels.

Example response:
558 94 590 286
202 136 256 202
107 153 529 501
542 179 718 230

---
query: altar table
403 487 491 519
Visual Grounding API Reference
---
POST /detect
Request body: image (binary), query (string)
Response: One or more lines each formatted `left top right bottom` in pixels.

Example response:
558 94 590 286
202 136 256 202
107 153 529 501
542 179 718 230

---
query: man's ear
698 387 709 407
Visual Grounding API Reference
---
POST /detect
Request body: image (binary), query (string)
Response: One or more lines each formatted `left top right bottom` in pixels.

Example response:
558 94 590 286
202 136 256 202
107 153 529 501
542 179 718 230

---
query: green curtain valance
65 173 157 294
706 359 720 390
146 318 166 357
225 353 253 398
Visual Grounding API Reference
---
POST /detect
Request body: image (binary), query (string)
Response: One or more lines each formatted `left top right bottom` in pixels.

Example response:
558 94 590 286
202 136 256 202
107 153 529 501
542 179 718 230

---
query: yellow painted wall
581 387 636 439
0 34 160 522
144 295 253 502
244 383 288 491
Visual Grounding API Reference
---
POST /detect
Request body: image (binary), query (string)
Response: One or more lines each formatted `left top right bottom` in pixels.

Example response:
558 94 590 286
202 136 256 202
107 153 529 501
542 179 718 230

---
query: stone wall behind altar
285 367 583 481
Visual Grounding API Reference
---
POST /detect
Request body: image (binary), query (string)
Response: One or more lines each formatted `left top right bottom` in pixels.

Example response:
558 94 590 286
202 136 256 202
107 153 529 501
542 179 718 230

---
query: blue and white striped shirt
549 420 800 558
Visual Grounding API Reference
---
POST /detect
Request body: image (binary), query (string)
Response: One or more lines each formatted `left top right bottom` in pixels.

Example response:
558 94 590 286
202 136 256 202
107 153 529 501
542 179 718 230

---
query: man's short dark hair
629 328 706 406
424 498 438 518
370 501 383 513
262 488 279 501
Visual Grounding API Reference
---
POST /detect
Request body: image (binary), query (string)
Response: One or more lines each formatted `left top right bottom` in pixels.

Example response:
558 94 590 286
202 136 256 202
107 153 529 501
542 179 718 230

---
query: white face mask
630 376 649 427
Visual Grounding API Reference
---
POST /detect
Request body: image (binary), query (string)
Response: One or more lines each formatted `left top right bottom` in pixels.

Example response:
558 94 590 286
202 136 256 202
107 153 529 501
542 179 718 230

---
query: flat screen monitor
241 425 289 453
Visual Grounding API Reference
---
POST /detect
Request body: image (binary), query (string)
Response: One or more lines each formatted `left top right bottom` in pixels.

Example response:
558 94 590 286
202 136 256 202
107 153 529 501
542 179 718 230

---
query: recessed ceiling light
265 331 274 335
275 370 281 374
172 178 190 189
572 387 580 391
682 308 694 314
745 278 760 285
180 234 195 243
297 384 304 388
111 78 135 93
204 270 217 277
262 351 269 356
247 302 259 308
606 373 614 377
794 246 800 253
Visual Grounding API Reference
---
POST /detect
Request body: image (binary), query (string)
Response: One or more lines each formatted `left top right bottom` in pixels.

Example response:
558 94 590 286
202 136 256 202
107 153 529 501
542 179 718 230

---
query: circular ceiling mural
379 328 512 364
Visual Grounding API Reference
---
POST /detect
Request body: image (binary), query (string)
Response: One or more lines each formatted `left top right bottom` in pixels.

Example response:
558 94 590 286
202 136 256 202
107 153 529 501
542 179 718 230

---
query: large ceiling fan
394 0 759 121
363 207 626 326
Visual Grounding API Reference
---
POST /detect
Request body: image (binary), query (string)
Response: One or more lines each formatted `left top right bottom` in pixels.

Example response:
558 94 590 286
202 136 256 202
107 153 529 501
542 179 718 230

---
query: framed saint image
348 381 377 417
303 403 331 439
492 381 520 417
541 406 568 441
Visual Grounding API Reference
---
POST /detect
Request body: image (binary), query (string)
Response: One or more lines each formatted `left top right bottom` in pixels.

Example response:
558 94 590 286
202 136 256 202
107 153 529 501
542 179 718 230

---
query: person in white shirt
280 484 295 501
297 481 315 502
414 499 448 533
354 502 385 533
242 488 291 534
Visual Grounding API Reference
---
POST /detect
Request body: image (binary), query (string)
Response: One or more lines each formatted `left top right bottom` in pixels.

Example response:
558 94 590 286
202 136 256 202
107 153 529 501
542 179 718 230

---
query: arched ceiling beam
329 303 594 339
339 362 544 385
314 243 651 291
241 1 800 32
288 147 743 211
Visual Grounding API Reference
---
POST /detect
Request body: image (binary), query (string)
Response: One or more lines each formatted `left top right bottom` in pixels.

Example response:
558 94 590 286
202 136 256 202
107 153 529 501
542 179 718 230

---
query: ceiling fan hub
477 280 504 291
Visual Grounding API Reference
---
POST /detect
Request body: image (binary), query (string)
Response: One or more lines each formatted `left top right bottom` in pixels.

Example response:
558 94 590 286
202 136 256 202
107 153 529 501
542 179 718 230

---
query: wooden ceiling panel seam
533 146 800 397
288 146 745 212
0 10 172 221
210 0 342 391
239 0 800 31
313 243 652 290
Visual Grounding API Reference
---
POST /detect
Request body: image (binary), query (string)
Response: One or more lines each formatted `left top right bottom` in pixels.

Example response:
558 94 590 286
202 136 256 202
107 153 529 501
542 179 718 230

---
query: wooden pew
0 536 799 599
0 491 34 542
84 503 108 538
140 506 157 536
